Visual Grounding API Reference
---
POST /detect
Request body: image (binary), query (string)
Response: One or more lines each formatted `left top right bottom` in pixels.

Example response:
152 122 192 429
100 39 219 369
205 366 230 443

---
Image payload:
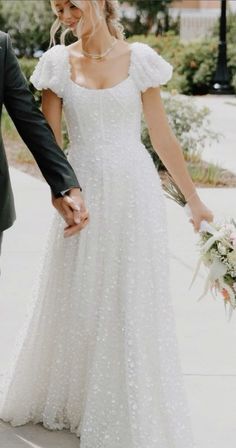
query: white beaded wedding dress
0 42 195 447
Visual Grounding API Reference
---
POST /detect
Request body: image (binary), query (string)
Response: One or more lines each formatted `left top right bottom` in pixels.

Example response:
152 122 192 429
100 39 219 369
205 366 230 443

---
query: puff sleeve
130 42 173 93
30 45 69 98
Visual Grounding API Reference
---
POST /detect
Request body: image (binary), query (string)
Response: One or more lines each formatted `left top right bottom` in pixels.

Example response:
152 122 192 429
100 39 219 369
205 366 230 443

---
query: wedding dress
0 42 195 448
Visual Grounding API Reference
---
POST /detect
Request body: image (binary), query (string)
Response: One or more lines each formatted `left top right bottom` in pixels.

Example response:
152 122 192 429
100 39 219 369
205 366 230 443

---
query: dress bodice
63 75 142 149
30 42 173 151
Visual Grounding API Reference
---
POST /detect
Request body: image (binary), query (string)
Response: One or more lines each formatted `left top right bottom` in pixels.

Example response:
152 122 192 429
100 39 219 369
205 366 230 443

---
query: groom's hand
52 188 89 236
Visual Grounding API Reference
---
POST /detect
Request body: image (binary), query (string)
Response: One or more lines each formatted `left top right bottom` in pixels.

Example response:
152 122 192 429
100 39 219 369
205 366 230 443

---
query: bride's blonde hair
49 0 124 46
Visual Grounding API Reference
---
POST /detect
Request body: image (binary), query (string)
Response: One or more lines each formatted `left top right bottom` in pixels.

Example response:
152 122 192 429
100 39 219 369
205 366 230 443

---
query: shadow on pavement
0 420 80 447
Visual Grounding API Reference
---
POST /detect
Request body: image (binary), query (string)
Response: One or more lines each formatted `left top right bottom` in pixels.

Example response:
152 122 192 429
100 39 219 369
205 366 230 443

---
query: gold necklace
82 37 117 60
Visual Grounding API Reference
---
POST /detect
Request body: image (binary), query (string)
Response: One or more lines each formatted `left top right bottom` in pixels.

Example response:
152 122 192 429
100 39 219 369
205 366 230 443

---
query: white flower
202 253 212 266
217 242 227 255
227 251 236 266
222 223 235 233
230 232 236 248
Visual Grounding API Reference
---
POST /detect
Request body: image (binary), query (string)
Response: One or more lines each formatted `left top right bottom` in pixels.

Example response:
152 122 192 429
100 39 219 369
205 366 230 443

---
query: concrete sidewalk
190 94 236 174
0 166 236 448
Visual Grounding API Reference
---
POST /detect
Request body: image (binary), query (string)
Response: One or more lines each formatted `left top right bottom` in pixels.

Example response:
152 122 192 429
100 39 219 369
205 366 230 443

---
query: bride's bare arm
42 89 63 148
142 87 197 201
41 88 89 235
142 87 213 230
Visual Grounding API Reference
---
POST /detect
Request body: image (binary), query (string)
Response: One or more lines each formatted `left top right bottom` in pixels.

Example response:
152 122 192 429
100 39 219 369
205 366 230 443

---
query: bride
0 1 213 447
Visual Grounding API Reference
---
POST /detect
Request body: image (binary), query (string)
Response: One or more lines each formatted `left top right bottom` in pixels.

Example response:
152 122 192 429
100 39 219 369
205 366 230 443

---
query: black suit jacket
0 32 80 232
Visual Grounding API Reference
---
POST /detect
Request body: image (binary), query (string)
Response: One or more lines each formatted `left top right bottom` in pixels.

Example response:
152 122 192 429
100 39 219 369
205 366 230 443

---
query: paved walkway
0 94 236 447
190 94 236 173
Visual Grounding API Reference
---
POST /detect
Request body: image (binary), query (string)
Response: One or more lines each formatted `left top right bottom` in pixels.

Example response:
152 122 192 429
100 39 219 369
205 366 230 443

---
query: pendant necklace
82 37 118 60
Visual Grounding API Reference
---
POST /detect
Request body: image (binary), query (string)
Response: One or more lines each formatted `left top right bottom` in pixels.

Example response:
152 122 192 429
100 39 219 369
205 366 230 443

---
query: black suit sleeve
3 34 81 196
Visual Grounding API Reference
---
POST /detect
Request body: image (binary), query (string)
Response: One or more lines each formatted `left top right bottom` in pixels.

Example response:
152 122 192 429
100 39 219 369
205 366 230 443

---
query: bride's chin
72 30 78 37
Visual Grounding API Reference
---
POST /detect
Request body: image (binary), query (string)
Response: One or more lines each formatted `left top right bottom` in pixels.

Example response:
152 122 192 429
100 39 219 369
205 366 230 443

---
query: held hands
52 188 89 237
187 194 214 232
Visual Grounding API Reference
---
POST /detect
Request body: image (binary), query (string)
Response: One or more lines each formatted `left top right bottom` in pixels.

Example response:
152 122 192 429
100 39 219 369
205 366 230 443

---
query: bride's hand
63 188 90 237
187 195 214 232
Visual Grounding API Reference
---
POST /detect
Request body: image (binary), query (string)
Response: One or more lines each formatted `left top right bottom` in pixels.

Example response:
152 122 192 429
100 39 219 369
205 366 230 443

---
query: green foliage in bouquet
162 171 186 207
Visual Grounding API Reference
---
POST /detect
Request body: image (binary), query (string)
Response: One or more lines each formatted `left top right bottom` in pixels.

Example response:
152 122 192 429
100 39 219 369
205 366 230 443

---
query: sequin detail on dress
0 43 195 448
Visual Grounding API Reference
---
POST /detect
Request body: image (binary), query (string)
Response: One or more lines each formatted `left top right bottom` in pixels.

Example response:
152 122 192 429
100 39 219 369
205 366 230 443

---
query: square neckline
63 42 134 92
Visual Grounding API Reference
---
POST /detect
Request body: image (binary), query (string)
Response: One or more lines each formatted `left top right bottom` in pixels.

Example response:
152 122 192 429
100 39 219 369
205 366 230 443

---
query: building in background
171 0 219 9
170 0 236 42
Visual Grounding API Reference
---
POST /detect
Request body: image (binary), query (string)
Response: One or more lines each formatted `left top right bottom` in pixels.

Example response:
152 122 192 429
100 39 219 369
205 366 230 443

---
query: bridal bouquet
163 173 236 319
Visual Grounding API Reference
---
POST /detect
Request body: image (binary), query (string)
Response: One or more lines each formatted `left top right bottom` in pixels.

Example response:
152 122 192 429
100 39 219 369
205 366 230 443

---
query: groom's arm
3 34 81 197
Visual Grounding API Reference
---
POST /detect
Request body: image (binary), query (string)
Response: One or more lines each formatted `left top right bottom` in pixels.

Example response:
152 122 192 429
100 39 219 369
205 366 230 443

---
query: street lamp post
210 0 234 94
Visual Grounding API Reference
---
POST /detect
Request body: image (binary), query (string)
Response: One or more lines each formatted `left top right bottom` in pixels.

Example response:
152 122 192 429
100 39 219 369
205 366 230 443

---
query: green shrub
176 40 235 95
175 39 218 95
128 33 184 66
19 57 37 80
187 161 223 187
141 93 219 170
232 73 236 91
2 107 18 139
18 57 42 104
212 12 236 46
227 43 236 85
226 12 236 45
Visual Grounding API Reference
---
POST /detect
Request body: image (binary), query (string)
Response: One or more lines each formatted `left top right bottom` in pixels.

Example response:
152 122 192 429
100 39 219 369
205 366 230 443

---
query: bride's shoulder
129 41 167 67
30 44 69 97
40 44 67 62
128 41 173 92
129 41 160 58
